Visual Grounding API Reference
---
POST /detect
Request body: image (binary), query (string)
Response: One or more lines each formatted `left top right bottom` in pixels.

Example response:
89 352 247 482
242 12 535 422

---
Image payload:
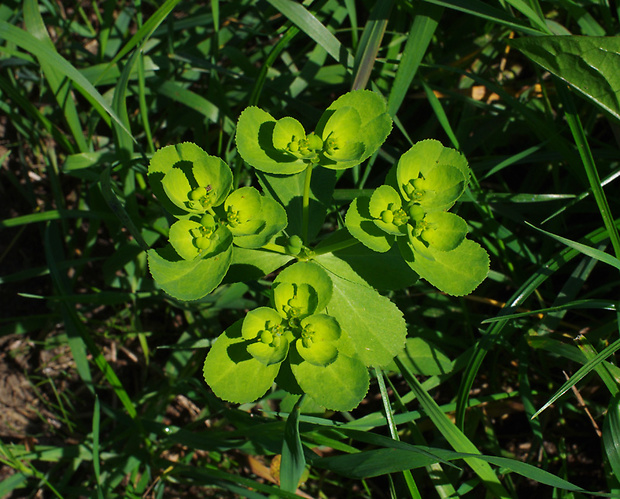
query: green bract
345 140 489 296
243 307 293 366
168 214 229 260
149 142 233 217
236 90 391 174
396 139 469 213
222 186 264 236
297 314 340 366
369 185 409 236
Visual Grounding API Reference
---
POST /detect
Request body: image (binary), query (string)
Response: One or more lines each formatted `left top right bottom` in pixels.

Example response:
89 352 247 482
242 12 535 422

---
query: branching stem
302 162 314 244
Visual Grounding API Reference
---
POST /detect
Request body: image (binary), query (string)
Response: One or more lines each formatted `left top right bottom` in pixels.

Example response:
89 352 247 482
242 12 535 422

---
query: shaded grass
1 0 619 497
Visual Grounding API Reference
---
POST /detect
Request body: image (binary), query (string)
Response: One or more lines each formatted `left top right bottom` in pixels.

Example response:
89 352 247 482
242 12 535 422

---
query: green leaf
289 346 369 411
321 239 418 291
526 221 620 272
510 36 620 122
345 196 395 253
274 261 333 313
236 106 308 174
396 337 454 376
203 320 280 404
316 255 407 366
0 19 131 136
316 90 392 168
399 238 489 296
532 337 620 419
266 0 355 68
224 247 293 284
396 358 510 498
280 396 306 493
147 244 232 301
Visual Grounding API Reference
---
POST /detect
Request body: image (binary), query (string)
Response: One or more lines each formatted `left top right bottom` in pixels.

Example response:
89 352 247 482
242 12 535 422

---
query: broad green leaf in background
223 248 293 284
510 36 620 122
316 254 407 366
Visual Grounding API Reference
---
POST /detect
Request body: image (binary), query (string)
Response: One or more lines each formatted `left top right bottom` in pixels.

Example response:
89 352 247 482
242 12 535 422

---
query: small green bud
195 236 212 250
286 235 303 255
189 186 207 200
200 213 216 228
306 133 323 150
380 210 394 224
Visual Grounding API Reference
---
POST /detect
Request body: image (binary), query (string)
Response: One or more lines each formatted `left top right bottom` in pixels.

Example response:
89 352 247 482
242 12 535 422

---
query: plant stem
312 234 360 256
302 162 314 244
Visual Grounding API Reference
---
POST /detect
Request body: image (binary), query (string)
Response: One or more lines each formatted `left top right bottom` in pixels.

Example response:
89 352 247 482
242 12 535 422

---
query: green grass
1 0 620 497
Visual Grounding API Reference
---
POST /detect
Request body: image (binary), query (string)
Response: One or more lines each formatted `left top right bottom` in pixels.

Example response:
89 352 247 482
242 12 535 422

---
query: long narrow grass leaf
387 3 442 116
527 221 620 272
351 1 392 91
280 395 306 493
395 359 510 498
532 337 620 418
456 221 620 428
266 0 354 69
0 20 130 135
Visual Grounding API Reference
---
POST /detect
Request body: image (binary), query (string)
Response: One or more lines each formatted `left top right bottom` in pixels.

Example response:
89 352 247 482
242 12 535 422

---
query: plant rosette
203 262 369 411
235 89 392 174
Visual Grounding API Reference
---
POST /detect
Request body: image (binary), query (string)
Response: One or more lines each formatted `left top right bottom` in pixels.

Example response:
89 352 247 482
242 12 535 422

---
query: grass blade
280 395 306 493
527 221 620 272
387 2 442 117
267 0 354 69
0 20 130 136
532 337 620 419
376 368 421 499
351 0 393 91
395 358 511 498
